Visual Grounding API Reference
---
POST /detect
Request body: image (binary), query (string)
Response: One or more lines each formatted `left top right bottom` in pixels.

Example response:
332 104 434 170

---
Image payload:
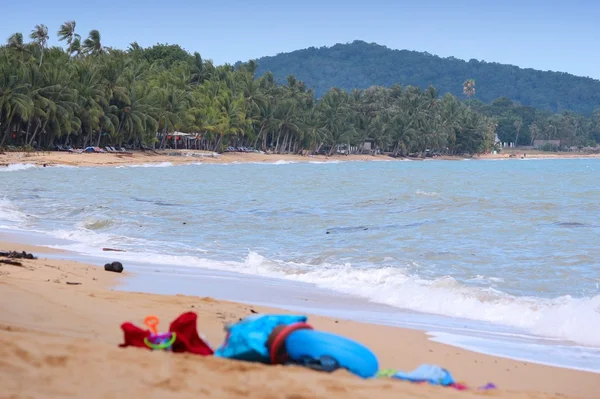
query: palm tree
529 123 540 145
57 21 80 60
29 24 49 67
7 33 25 51
0 61 33 146
82 30 103 56
463 79 475 99
513 118 523 146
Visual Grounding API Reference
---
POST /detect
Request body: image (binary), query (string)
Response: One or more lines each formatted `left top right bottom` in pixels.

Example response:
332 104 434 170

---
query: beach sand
1 241 598 399
1 149 600 168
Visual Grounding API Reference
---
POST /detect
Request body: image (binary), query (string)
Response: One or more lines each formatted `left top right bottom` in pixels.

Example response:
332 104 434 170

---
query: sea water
1 158 599 371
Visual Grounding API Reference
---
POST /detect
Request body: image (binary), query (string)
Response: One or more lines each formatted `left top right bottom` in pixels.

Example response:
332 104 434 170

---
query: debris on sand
0 250 37 259
104 261 124 273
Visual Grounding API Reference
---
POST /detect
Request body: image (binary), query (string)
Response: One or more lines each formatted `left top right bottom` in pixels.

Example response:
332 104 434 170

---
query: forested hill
251 40 600 115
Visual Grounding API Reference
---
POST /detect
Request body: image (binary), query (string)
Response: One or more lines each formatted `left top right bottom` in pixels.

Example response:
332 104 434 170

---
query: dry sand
1 149 600 168
1 241 598 399
0 150 393 167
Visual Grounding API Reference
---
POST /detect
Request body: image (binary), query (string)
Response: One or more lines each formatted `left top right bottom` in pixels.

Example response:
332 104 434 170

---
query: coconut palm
463 79 475 99
29 24 49 67
82 30 103 56
0 62 33 146
7 33 25 51
57 21 80 60
514 118 523 146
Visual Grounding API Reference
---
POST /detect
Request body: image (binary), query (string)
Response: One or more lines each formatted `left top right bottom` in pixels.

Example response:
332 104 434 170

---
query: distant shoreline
1 150 599 168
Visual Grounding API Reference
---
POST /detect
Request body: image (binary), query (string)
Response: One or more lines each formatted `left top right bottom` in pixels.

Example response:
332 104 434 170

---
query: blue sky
3 0 599 79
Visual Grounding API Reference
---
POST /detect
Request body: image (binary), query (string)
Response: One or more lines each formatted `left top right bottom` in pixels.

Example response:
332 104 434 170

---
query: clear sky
3 0 598 79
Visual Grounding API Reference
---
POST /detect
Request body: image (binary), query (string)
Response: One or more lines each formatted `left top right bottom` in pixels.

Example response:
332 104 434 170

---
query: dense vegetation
467 97 600 149
252 40 600 115
1 24 599 155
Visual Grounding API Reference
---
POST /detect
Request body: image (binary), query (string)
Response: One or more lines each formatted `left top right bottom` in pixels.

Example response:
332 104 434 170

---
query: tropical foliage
467 97 600 148
252 40 600 115
0 23 502 155
1 25 598 154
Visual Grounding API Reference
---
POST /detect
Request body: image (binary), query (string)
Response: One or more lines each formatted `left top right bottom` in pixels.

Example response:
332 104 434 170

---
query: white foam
51 164 77 169
0 198 30 223
416 189 440 197
0 163 38 172
272 160 297 165
276 263 600 347
117 162 174 168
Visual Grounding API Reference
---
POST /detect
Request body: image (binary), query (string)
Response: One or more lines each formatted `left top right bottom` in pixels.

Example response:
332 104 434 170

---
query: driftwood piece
0 259 23 266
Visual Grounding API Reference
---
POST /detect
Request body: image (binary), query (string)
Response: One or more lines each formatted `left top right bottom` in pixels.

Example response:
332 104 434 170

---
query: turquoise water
1 158 599 358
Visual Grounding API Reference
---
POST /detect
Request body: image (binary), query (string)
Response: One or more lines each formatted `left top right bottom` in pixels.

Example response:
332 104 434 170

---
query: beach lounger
115 147 133 154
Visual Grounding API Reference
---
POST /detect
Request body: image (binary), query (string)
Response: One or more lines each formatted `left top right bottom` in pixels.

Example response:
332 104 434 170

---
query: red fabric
119 311 214 356
168 311 213 355
450 383 469 390
119 322 152 348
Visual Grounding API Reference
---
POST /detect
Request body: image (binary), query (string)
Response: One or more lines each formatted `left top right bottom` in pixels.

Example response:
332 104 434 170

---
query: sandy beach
1 149 600 168
1 241 598 399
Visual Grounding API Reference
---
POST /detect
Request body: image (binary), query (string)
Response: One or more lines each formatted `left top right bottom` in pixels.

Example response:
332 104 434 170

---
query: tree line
467 97 600 149
1 23 597 155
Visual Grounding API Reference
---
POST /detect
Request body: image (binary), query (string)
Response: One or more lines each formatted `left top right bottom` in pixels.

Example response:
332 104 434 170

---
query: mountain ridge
248 40 600 115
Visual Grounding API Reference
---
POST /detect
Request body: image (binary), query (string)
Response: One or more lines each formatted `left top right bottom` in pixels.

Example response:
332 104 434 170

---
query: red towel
119 311 214 356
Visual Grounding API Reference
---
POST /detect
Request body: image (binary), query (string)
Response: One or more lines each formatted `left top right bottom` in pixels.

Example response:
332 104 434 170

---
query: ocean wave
51 164 77 169
117 162 174 168
43 225 600 347
272 160 297 165
79 217 116 230
0 163 39 172
241 253 600 347
0 198 30 223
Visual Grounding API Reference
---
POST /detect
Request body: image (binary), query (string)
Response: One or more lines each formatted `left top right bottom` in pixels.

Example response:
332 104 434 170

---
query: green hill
251 40 600 115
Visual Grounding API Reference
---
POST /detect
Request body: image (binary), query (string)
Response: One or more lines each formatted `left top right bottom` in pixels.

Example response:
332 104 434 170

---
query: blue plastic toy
285 329 379 378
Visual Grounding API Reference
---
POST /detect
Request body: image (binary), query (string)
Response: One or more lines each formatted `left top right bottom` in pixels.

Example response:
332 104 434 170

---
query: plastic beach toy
142 315 176 351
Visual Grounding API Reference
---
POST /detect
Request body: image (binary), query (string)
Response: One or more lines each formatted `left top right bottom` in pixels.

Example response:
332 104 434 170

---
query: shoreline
3 227 600 376
2 149 600 168
1 240 599 398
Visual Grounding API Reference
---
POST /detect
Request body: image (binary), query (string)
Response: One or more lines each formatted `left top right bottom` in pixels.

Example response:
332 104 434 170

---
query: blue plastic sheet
214 314 307 362
392 364 455 386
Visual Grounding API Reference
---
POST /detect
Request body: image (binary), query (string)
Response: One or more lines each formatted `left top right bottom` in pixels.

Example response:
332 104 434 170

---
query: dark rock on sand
0 250 37 259
104 261 124 273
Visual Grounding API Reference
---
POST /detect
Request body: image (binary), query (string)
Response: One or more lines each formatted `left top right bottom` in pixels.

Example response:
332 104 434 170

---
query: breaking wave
117 162 174 168
0 163 38 172
0 198 30 223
